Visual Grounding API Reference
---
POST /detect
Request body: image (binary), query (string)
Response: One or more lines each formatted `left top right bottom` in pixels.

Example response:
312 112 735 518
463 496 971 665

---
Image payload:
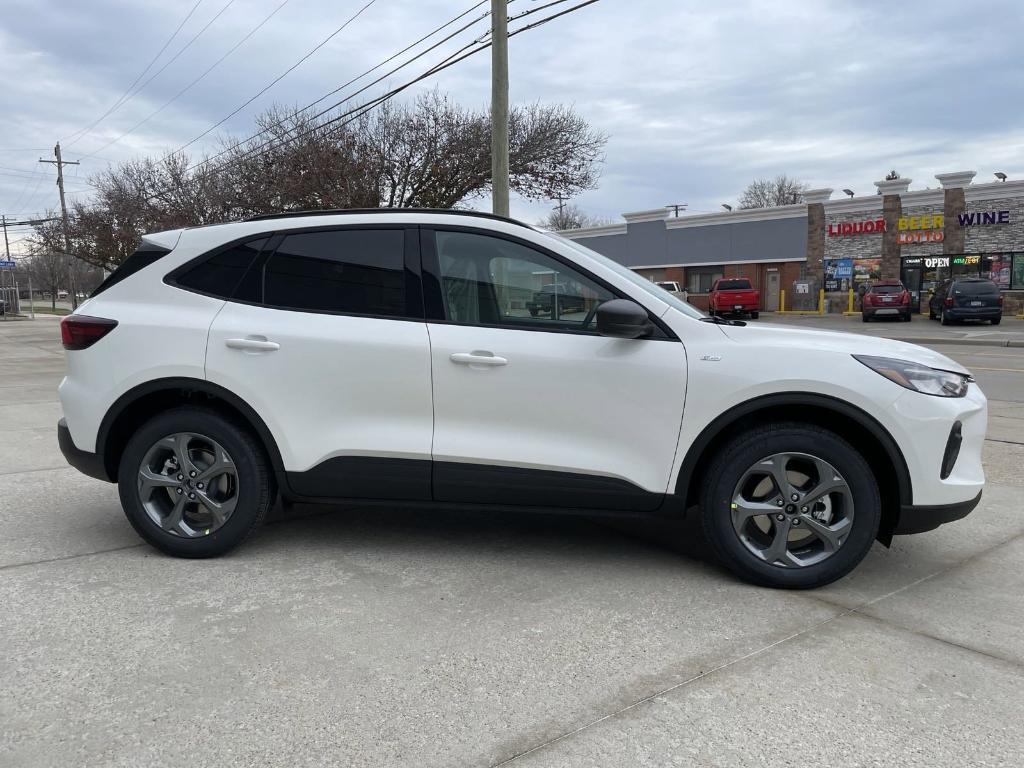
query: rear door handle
450 351 508 367
225 337 280 352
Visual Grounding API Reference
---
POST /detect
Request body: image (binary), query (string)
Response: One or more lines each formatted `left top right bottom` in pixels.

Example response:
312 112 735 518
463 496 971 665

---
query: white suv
57 210 986 588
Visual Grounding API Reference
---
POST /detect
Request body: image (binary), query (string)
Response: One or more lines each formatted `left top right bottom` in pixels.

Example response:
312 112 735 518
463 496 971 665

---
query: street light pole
491 0 510 217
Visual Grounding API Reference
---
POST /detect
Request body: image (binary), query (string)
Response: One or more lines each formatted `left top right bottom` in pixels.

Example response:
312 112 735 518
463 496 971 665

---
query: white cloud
0 0 1021 244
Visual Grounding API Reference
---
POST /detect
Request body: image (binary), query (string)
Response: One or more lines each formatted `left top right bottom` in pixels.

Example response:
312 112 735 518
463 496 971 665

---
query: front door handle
226 337 280 352
450 351 508 367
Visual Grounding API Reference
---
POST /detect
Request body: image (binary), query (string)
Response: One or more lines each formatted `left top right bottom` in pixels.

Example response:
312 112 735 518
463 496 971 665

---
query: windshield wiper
700 316 747 327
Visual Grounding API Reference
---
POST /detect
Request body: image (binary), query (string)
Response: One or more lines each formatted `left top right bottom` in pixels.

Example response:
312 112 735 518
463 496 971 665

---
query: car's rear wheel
118 407 274 558
750 311 759 319
861 313 869 322
991 316 1001 325
941 309 951 325
700 423 880 588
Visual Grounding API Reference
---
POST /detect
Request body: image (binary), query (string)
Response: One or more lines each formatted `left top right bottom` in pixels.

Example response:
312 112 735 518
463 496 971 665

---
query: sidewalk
759 312 1024 347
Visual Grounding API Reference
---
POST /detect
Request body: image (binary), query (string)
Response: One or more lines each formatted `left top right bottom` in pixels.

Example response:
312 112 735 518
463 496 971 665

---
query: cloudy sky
1 0 1022 254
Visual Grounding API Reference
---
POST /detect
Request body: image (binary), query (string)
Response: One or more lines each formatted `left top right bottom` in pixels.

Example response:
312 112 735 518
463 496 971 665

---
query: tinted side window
263 229 406 316
176 238 267 299
433 230 615 331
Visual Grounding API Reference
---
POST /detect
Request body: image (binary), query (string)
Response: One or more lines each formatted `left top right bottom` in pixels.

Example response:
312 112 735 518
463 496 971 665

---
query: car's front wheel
700 423 880 588
118 407 274 558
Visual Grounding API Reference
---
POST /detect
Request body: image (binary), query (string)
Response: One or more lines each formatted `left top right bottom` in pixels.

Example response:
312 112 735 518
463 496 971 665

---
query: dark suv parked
928 278 1003 325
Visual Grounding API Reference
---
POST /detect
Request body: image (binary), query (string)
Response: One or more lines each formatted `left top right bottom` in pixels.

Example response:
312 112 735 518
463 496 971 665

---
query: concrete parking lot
2 314 1022 767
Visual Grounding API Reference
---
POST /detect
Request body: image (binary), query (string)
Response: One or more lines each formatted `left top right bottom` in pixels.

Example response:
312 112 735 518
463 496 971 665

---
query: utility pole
490 0 509 217
39 142 80 310
0 215 8 320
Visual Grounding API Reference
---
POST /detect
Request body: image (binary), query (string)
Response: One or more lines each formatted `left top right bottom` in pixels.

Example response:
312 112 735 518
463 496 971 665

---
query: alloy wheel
137 432 239 537
730 452 854 568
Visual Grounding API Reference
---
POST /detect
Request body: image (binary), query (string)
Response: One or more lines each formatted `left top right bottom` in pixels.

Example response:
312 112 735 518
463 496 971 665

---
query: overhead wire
79 0 292 159
63 0 207 147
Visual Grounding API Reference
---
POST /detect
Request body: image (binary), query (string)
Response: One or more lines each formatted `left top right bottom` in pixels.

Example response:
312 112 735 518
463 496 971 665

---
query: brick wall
964 196 1024 252
881 194 902 280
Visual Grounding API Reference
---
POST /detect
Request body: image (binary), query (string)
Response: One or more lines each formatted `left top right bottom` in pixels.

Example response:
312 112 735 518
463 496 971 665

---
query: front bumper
58 417 112 482
894 491 982 534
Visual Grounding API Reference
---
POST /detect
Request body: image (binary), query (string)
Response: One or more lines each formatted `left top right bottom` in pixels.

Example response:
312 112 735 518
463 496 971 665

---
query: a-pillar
874 176 912 280
935 171 976 254
804 188 833 288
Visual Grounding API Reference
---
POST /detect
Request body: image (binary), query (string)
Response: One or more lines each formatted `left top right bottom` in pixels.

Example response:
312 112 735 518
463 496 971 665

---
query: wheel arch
97 377 285 482
675 393 912 543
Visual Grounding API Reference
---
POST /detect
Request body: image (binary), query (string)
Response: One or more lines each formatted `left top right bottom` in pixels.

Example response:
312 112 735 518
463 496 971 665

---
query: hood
719 322 970 375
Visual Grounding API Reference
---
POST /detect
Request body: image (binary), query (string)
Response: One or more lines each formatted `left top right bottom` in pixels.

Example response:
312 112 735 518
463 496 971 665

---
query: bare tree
537 203 613 230
23 247 65 310
738 175 808 208
32 92 608 269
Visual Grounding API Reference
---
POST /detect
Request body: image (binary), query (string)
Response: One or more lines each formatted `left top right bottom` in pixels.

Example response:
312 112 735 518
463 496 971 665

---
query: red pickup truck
709 277 760 319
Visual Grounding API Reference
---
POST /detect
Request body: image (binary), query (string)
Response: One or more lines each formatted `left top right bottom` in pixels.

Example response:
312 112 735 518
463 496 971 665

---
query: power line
181 0 600 191
63 0 207 148
182 2 497 178
175 0 397 155
72 0 238 154
79 0 290 159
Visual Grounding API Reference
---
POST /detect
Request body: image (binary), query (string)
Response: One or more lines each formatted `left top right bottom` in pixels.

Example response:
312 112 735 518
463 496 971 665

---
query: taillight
60 315 118 350
944 297 954 307
902 291 910 304
997 295 1004 306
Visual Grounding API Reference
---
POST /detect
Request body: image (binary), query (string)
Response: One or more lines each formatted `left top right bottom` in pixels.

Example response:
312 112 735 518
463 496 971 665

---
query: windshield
541 232 706 319
717 279 751 290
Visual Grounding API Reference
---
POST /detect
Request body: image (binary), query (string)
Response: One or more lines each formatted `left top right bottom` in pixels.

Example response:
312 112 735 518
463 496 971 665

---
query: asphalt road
1 315 1022 767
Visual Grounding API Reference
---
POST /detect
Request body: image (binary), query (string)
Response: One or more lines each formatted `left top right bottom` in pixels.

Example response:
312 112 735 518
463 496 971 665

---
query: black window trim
420 225 678 341
165 223 424 322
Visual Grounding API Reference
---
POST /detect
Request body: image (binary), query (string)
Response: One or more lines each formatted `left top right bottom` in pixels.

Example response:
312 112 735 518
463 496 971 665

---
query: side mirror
596 299 653 339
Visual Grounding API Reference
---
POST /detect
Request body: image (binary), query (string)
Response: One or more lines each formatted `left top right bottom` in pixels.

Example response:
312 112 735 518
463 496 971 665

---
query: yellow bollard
848 288 854 313
819 288 825 315
780 290 786 312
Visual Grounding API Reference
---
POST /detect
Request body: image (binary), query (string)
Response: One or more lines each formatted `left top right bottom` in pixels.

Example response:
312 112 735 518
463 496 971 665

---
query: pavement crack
0 543 145 572
986 438 1024 446
487 607 856 768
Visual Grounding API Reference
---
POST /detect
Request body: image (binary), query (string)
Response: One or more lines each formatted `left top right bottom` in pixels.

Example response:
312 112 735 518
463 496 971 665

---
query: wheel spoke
762 516 793 565
161 495 188 534
196 444 234 483
802 457 848 505
731 497 781 523
138 467 178 497
799 514 851 552
768 454 796 499
195 489 236 528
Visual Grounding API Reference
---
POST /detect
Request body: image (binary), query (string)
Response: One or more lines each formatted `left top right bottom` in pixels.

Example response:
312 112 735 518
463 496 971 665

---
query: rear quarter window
174 238 268 299
90 242 171 298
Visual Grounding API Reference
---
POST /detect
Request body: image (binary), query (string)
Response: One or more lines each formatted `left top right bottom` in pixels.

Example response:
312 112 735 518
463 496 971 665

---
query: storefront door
765 271 780 311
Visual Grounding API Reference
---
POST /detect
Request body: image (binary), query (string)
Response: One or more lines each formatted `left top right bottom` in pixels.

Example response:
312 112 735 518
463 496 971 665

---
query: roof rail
244 207 533 228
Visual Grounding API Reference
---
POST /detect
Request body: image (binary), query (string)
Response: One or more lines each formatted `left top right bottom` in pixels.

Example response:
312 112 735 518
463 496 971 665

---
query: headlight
853 355 972 397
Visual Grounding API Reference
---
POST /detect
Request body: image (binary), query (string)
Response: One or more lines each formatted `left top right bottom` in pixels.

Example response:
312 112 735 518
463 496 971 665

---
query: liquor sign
828 219 884 236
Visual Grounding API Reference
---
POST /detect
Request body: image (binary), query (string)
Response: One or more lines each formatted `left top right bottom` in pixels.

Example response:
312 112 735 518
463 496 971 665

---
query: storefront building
562 170 1024 314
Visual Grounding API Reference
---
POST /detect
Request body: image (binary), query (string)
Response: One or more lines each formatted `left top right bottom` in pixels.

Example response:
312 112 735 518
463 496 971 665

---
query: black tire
750 311 759 319
928 307 936 320
699 422 881 589
861 313 869 322
941 310 951 325
118 406 274 558
902 313 912 322
991 316 1001 325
